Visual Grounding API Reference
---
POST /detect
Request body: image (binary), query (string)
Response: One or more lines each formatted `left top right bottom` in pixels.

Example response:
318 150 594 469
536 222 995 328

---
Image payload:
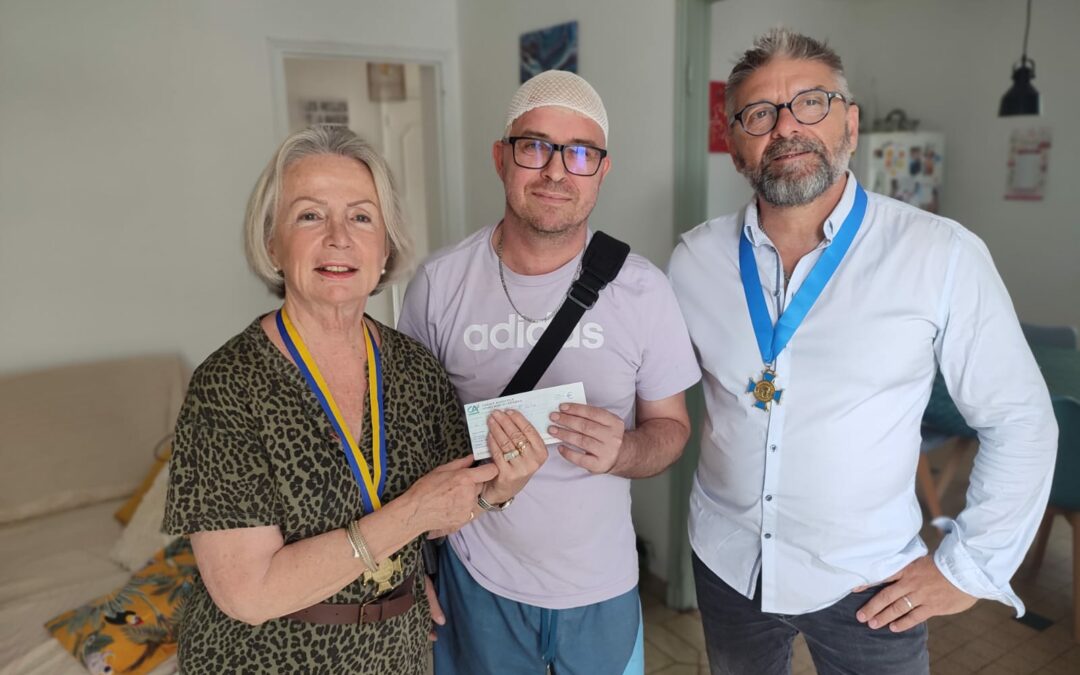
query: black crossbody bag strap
500 231 630 396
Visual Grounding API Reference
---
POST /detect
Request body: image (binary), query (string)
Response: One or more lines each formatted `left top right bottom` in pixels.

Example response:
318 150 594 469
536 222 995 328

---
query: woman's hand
482 409 547 505
402 456 497 536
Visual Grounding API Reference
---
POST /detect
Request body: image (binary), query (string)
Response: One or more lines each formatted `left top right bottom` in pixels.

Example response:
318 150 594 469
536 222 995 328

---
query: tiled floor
643 447 1078 674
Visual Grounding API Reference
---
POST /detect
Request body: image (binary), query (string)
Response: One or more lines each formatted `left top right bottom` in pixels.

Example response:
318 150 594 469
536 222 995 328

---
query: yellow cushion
45 538 194 675
114 441 172 525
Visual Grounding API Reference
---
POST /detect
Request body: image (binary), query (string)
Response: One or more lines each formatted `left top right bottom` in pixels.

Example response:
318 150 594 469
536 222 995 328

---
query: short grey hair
725 28 853 120
243 126 413 298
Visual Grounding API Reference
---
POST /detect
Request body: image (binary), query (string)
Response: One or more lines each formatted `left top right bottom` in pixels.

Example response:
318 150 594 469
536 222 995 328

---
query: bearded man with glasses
398 70 699 674
668 28 1056 674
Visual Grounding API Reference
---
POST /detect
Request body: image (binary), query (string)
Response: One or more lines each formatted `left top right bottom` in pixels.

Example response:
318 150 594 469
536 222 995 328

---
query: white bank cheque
463 382 587 460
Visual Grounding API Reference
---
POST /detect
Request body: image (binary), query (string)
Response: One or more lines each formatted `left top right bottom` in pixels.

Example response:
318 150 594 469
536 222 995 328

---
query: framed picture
520 21 578 83
1005 127 1051 201
709 81 730 153
303 99 349 127
368 62 406 102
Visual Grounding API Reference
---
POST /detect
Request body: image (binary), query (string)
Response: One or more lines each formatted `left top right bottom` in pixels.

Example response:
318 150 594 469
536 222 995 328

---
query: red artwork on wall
709 81 729 153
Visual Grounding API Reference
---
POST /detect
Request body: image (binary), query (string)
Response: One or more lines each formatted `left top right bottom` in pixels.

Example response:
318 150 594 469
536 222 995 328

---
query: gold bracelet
346 520 378 572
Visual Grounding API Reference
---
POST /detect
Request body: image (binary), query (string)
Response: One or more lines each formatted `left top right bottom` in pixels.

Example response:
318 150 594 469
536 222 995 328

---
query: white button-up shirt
668 172 1057 615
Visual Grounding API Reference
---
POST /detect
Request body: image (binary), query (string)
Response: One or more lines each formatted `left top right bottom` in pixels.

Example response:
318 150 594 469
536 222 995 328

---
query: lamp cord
1022 0 1032 61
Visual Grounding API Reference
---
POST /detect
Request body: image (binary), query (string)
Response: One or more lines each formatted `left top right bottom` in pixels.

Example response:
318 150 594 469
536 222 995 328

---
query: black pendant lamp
999 0 1040 116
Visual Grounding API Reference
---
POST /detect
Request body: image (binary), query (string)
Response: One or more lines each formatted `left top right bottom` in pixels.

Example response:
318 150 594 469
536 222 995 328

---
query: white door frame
268 38 466 260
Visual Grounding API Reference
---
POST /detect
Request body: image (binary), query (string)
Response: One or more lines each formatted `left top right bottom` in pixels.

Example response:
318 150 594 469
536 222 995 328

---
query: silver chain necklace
495 229 583 324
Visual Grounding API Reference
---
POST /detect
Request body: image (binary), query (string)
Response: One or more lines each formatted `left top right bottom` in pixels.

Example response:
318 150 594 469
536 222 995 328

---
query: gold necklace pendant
746 368 784 411
362 556 404 594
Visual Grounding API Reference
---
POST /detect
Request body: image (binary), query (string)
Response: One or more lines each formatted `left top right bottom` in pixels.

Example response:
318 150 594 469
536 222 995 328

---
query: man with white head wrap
399 70 700 674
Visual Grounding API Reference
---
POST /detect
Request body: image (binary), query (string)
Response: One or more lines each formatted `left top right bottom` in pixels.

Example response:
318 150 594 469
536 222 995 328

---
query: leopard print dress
163 316 470 674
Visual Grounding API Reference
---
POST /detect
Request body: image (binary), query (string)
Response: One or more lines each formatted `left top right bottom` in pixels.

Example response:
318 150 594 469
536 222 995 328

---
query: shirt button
770 444 777 452
764 533 772 539
765 495 773 501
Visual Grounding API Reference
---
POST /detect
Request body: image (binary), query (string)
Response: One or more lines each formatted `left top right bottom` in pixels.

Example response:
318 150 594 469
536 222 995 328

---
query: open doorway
272 45 453 327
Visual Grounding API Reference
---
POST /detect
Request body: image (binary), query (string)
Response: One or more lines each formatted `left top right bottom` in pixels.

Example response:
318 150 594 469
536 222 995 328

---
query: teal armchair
1022 396 1080 641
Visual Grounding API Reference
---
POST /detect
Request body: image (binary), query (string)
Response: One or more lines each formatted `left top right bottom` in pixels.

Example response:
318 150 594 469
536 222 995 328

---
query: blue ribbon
740 184 868 365
275 310 386 513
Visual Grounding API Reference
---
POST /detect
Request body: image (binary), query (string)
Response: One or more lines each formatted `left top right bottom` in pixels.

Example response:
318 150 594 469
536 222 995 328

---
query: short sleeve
397 266 437 355
163 361 278 535
635 268 702 401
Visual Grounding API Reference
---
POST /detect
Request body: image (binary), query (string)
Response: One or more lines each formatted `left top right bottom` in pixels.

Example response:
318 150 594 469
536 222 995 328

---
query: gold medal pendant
363 556 404 594
746 368 783 411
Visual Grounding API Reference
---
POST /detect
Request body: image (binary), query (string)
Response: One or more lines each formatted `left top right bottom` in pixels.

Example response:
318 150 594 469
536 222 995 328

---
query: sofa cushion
44 539 195 675
0 354 188 524
110 464 176 572
114 440 172 526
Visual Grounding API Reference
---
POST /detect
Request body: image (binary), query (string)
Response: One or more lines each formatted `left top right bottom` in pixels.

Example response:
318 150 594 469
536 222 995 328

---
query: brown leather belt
284 572 416 625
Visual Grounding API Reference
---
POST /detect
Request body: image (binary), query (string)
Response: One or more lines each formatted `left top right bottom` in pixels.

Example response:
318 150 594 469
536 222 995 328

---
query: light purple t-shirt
398 225 701 609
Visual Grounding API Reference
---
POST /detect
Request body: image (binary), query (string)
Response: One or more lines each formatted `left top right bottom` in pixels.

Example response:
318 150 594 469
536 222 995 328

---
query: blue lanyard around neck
739 184 868 365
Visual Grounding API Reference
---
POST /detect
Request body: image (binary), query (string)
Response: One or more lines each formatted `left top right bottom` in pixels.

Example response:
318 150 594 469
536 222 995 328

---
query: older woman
163 126 546 674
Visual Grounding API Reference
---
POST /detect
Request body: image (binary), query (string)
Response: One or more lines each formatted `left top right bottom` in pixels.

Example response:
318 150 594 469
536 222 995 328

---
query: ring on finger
901 595 914 611
502 449 521 461
514 439 529 451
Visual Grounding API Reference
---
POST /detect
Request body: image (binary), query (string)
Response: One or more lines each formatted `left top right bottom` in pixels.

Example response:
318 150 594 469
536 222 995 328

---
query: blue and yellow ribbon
276 308 386 513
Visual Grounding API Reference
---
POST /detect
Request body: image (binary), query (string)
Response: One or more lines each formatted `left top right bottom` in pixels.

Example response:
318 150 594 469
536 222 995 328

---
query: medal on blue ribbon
740 184 868 411
276 308 387 512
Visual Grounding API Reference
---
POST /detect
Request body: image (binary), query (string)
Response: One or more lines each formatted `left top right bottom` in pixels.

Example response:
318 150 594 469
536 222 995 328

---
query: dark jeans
692 553 929 675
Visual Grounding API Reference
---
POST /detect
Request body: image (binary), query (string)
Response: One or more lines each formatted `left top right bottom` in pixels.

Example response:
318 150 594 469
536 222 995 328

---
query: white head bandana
503 70 609 144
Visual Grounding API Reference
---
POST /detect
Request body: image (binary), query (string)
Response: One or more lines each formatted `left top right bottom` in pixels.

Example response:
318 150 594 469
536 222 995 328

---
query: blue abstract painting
520 21 578 83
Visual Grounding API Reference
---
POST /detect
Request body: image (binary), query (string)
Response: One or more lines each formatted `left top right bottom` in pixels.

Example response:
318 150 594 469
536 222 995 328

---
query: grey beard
747 133 852 207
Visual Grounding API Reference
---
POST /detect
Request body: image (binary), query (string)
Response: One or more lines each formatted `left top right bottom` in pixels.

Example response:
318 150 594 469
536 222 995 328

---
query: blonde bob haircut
243 125 414 298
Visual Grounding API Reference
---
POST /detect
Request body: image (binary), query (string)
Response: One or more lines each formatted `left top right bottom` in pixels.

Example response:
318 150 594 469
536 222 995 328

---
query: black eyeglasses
504 136 608 177
732 89 848 136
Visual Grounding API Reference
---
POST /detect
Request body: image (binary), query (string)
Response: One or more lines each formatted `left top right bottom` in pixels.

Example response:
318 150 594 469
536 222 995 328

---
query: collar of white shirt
742 170 858 248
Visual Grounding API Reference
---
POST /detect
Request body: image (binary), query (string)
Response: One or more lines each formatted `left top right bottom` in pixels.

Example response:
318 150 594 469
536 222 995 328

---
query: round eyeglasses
504 136 608 177
732 89 848 137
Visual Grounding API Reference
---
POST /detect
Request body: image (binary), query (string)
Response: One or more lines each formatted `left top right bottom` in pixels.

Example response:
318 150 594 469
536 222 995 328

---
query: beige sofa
0 355 188 675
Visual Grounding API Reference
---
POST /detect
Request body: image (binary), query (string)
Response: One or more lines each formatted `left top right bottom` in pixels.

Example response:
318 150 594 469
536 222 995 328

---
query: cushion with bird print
44 538 194 675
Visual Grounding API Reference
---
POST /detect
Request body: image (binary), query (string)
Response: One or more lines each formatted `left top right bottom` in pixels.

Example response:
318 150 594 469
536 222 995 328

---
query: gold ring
902 595 914 611
515 439 529 451
468 511 475 522
502 449 521 461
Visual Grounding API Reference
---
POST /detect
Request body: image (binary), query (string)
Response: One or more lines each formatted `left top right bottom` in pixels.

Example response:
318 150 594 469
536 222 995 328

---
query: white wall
709 0 1080 330
0 0 461 374
849 0 1080 332
456 0 679 578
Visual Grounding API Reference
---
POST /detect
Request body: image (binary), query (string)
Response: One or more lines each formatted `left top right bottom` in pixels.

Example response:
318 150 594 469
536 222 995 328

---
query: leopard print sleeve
163 333 278 535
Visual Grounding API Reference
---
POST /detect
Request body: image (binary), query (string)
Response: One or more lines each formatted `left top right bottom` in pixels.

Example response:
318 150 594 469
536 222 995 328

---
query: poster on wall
709 81 729 153
1005 127 1051 201
367 63 406 102
303 100 349 127
520 21 578 83
856 132 944 214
